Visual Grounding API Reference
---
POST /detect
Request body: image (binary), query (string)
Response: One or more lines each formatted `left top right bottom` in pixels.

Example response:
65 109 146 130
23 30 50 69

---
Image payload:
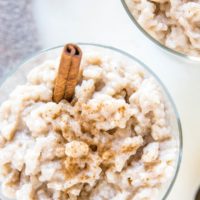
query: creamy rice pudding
0 49 178 200
125 0 200 56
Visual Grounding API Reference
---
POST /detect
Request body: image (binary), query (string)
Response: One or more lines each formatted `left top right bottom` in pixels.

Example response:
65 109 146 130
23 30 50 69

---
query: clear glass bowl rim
121 0 200 62
0 43 183 200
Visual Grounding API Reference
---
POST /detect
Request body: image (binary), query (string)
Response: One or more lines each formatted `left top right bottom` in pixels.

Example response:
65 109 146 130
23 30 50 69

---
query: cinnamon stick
53 44 82 103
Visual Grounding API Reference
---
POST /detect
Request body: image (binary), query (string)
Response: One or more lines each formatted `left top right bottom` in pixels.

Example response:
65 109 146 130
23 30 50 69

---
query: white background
33 0 200 199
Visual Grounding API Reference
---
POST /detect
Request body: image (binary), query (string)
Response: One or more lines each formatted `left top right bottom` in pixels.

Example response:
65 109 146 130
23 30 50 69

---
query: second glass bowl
121 0 200 62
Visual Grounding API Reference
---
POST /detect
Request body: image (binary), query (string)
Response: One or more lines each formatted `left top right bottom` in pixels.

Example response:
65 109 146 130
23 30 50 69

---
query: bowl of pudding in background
0 43 182 200
122 0 200 62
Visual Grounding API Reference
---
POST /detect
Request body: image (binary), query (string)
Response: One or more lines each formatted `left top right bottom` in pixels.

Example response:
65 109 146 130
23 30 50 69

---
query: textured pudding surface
0 51 177 200
126 0 200 57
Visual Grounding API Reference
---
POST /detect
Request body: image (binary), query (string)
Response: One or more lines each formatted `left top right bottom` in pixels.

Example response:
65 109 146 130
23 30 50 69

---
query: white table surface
33 0 200 199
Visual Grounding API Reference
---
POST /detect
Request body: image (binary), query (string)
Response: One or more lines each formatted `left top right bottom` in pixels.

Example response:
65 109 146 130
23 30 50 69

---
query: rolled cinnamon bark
53 44 82 103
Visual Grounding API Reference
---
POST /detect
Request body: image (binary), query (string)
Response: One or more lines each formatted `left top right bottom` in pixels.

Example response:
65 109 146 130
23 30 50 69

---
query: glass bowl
121 0 200 62
0 43 182 200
